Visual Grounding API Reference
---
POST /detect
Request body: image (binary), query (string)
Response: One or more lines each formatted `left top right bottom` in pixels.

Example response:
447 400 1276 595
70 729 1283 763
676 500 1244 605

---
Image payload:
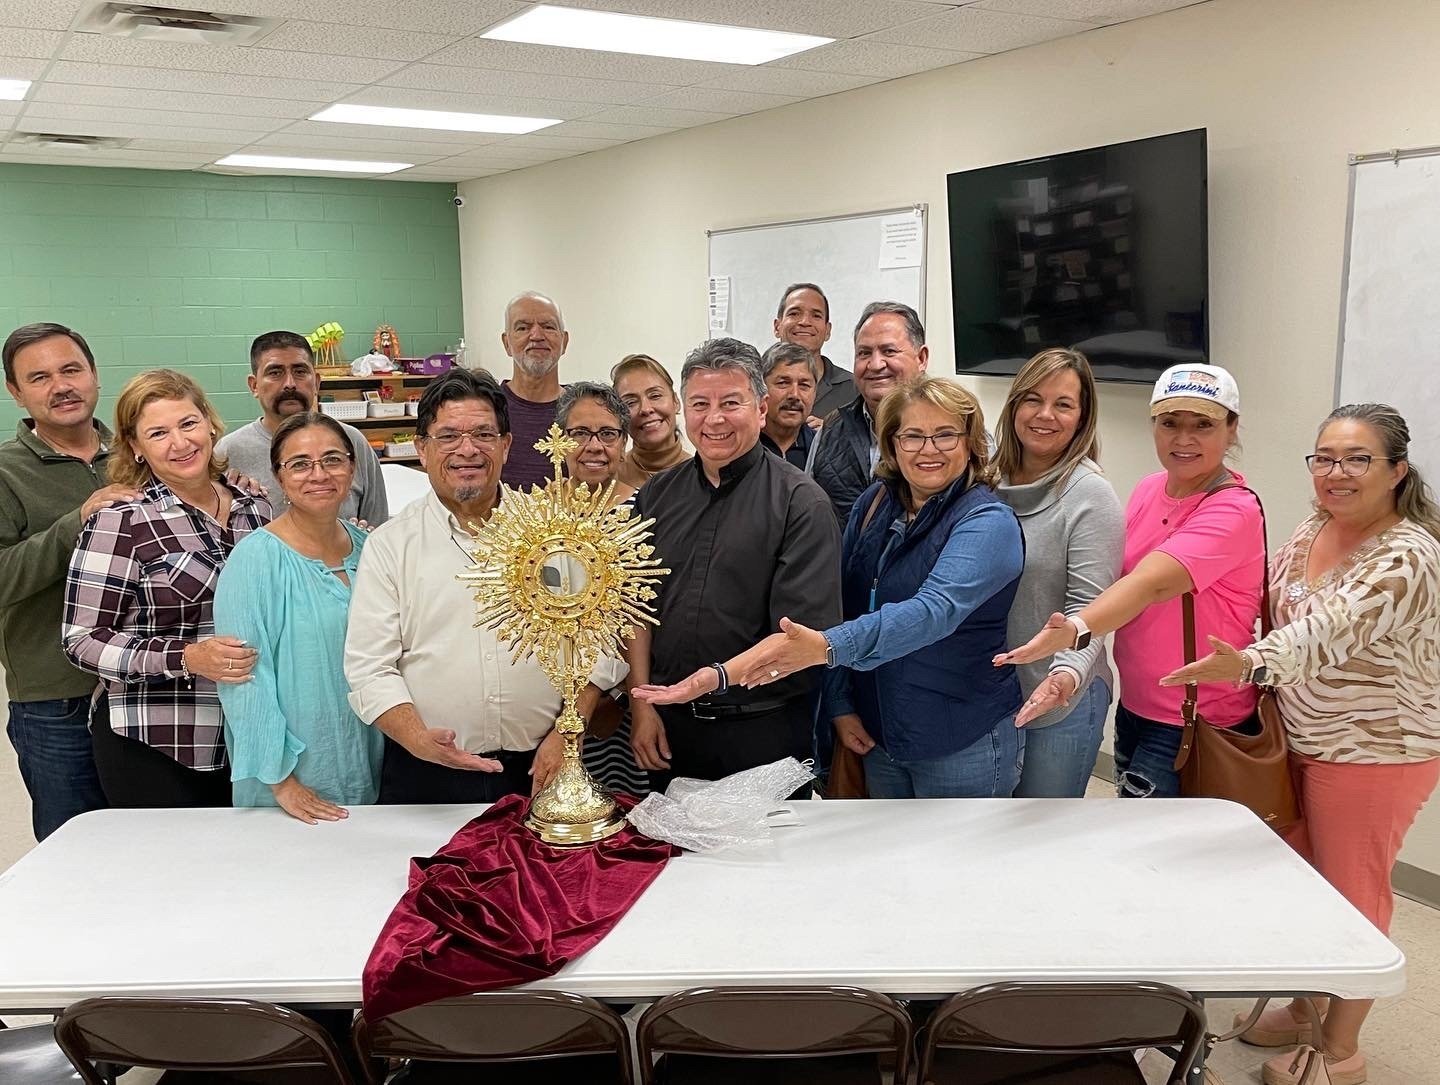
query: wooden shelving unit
319 371 435 465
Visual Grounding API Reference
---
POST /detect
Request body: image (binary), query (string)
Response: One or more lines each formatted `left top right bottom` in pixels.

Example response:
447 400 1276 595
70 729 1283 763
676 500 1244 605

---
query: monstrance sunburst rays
454 424 669 845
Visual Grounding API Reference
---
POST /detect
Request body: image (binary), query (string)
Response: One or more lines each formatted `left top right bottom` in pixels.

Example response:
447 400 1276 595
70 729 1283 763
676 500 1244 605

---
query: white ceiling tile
0 0 84 30
582 105 736 129
636 86 802 115
459 142 576 163
432 150 560 168
543 120 677 141
0 144 213 165
865 5 1092 52
0 56 45 78
219 0 525 35
500 133 625 152
59 33 407 83
15 117 261 143
421 37 747 86
343 85 597 121
769 38 981 76
380 63 670 106
0 27 60 58
32 82 316 118
269 119 492 146
125 140 249 154
252 129 490 157
554 0 962 39
253 20 462 62
394 167 497 181
42 61 360 102
703 66 881 97
22 103 286 133
972 0 1207 25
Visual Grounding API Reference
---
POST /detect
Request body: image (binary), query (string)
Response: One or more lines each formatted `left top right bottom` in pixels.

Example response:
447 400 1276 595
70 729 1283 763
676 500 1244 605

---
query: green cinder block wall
0 162 464 438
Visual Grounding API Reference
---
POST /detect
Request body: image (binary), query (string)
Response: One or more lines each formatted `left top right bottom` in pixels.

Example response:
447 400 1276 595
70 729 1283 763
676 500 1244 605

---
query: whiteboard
1337 148 1440 475
707 205 926 353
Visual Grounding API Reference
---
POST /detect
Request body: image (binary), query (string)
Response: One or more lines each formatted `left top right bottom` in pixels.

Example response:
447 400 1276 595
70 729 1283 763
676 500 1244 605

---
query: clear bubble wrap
626 757 815 852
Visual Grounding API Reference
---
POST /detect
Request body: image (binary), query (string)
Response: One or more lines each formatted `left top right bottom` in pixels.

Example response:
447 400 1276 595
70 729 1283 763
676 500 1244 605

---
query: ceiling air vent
78 3 277 46
13 132 132 150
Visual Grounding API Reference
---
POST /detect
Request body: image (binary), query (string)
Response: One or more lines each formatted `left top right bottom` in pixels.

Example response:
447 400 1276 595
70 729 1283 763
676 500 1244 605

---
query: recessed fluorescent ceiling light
312 103 561 134
0 78 32 100
214 154 412 174
481 5 831 65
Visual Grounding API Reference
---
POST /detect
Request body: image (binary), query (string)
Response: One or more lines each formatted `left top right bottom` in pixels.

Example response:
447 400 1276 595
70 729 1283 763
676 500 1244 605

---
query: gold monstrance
456 425 669 846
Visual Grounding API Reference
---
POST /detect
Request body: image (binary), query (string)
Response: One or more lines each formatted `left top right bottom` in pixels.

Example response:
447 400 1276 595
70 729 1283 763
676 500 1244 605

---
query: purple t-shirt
501 381 560 491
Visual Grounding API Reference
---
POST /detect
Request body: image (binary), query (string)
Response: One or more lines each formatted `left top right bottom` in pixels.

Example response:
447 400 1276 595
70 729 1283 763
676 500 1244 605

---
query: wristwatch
824 635 837 669
1069 615 1092 651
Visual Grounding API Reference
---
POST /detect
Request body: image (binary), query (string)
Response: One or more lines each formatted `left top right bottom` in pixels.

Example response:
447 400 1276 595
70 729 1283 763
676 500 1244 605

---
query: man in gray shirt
216 330 388 525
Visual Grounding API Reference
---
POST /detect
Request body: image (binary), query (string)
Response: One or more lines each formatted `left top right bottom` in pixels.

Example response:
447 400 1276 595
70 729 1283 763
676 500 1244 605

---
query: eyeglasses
424 428 501 452
1305 453 1394 477
894 430 965 453
278 453 352 477
564 426 624 446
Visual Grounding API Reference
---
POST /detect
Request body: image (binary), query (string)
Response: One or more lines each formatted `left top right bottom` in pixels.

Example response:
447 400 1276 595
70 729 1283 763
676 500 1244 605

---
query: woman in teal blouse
214 411 382 821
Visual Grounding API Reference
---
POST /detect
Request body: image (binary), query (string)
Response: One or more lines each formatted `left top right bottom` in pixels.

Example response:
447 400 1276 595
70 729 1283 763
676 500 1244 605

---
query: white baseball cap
1150 364 1240 420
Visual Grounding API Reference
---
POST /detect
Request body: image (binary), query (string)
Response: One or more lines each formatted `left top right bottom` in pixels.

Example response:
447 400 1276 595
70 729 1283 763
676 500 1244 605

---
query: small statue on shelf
374 324 402 360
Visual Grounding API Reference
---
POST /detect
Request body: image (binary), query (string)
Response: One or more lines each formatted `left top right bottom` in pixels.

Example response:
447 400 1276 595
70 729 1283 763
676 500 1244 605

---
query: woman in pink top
997 363 1265 797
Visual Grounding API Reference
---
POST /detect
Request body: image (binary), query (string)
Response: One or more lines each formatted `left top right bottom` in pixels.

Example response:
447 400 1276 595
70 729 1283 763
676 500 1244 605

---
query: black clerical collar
691 438 763 493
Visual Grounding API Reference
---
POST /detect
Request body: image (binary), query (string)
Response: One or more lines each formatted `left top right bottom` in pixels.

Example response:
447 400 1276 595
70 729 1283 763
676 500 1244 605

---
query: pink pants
1282 754 1440 935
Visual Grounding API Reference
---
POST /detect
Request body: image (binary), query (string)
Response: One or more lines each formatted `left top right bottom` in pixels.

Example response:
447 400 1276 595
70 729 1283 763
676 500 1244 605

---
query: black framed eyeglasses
564 426 624 446
894 430 966 453
1305 453 1394 478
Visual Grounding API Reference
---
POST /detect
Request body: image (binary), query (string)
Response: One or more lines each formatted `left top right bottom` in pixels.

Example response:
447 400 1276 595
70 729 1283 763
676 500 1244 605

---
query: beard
454 484 489 503
512 351 559 379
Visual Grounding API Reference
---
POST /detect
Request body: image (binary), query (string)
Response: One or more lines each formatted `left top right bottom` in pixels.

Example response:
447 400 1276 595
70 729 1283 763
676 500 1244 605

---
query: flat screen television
947 128 1208 383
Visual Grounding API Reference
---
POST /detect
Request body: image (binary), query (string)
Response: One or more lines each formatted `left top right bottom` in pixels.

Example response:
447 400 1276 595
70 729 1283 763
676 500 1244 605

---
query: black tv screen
947 128 1208 383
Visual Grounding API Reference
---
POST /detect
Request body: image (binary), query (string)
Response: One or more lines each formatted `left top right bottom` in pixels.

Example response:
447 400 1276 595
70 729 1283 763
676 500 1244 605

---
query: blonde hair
610 353 681 444
1323 403 1440 540
876 376 996 507
992 347 1101 488
109 369 227 488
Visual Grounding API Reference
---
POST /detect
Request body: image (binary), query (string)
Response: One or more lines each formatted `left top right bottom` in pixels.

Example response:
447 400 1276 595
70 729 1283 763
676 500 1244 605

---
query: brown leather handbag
1171 484 1301 831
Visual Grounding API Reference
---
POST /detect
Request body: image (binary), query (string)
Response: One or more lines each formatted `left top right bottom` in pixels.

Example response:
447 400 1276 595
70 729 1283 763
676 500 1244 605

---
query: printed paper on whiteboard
707 276 731 332
878 213 923 270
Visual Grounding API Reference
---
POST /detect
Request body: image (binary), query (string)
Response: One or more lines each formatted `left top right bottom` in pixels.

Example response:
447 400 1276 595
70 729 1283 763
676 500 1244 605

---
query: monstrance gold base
523 754 628 847
524 806 628 846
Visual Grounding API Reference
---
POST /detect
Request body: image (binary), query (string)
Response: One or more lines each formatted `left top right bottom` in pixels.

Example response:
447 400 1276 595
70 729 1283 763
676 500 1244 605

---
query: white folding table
0 798 1404 1013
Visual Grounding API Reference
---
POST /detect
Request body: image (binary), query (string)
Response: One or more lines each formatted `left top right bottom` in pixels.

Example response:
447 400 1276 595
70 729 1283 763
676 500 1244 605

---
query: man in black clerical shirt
628 338 841 785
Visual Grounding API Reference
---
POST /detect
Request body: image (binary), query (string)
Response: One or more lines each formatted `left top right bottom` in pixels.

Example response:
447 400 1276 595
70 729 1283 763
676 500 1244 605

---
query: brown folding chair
352 990 633 1084
917 981 1208 1085
637 986 913 1085
53 997 356 1084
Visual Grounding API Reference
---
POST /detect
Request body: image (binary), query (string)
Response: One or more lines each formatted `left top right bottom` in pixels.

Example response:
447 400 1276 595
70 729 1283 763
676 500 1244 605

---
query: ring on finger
225 658 233 671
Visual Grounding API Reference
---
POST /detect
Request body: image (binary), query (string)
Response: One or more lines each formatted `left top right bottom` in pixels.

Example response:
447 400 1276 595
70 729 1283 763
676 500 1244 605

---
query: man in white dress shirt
345 367 626 804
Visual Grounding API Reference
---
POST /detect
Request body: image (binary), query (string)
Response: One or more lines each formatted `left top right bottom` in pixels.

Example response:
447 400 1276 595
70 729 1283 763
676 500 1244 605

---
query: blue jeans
1112 703 1184 798
6 696 109 840
1013 678 1111 798
864 717 1024 798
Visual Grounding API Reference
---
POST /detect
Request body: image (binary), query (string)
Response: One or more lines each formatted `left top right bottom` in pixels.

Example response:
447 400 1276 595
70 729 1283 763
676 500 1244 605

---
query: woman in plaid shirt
62 370 271 807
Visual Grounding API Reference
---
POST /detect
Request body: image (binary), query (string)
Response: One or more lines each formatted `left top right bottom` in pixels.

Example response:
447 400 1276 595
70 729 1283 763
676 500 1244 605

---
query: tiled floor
1 746 1434 1084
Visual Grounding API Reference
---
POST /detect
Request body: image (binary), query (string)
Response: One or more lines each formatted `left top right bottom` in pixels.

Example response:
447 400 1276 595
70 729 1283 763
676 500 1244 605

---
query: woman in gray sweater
994 349 1124 797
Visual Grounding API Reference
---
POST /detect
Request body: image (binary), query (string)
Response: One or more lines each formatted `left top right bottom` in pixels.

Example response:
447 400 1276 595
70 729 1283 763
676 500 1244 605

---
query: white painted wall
457 0 1440 876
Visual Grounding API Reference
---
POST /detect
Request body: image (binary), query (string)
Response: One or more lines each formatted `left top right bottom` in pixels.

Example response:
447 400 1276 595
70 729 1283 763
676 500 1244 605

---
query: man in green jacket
1 323 136 840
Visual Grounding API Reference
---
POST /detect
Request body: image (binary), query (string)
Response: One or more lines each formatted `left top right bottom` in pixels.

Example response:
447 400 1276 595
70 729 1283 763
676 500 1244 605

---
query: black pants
654 698 813 796
89 715 229 808
377 737 536 804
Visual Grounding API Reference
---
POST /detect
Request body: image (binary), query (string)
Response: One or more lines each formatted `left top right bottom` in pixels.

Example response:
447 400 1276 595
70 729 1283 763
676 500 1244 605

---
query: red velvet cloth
362 794 676 1020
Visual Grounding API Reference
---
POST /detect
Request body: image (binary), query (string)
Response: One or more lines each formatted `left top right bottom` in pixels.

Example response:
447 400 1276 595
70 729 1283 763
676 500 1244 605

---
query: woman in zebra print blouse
1164 403 1440 1085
